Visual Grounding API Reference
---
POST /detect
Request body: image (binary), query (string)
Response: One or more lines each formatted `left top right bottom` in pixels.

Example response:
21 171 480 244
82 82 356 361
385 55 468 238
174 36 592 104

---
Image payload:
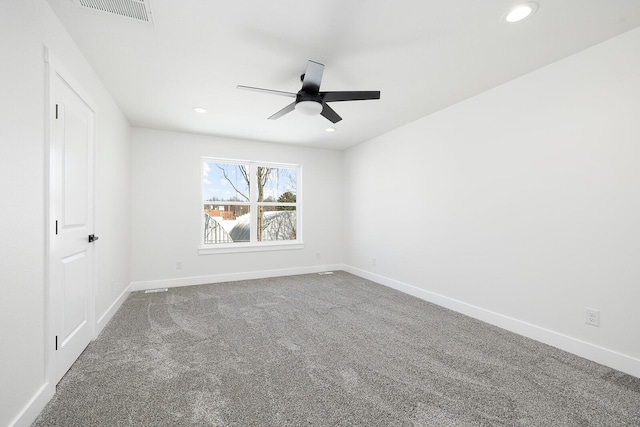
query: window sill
198 242 304 255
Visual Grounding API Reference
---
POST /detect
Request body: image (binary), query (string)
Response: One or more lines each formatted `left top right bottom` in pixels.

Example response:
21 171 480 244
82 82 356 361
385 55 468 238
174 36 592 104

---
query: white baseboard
130 264 344 292
8 382 55 427
344 265 640 378
96 283 131 336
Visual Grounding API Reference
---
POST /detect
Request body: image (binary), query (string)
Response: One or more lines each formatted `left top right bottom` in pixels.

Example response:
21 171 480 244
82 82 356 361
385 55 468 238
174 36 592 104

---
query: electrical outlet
316 253 321 260
176 261 183 270
585 308 600 327
372 258 377 267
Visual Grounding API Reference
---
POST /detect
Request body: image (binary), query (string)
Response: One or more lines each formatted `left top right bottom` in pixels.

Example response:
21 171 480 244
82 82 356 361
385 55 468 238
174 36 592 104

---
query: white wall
130 128 343 288
0 1 131 425
343 27 640 376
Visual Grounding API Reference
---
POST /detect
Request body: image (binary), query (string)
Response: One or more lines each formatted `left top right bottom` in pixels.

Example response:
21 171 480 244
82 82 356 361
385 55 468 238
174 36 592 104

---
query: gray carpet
34 271 640 426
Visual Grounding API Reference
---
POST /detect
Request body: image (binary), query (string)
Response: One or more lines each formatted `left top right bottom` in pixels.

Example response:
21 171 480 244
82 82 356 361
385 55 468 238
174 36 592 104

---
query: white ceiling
48 0 640 150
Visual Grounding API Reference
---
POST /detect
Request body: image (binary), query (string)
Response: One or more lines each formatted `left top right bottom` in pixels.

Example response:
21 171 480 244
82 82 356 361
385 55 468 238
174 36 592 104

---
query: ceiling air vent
73 0 154 25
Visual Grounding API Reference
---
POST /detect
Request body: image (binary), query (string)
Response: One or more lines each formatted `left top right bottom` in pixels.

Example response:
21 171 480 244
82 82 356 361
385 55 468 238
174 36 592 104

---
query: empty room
1 0 640 425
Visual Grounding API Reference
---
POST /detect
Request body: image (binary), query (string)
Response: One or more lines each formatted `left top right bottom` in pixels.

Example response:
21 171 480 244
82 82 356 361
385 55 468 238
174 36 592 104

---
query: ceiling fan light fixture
295 100 323 116
504 2 538 23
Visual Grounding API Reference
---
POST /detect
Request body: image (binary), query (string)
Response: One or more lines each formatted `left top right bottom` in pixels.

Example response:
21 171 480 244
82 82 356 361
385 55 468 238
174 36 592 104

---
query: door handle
88 234 99 243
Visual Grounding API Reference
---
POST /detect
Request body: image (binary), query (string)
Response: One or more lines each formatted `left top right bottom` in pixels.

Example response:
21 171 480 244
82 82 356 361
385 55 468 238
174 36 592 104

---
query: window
200 158 301 253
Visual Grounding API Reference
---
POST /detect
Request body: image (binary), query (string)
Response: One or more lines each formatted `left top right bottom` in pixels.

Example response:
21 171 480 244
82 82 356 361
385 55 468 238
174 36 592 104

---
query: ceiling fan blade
268 102 296 120
320 103 342 123
237 85 296 98
321 91 381 102
301 60 324 93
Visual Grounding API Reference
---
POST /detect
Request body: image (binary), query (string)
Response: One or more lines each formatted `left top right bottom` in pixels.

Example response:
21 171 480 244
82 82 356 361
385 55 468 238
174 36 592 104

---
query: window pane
204 162 250 202
258 206 296 241
204 207 250 244
202 159 300 247
258 166 297 203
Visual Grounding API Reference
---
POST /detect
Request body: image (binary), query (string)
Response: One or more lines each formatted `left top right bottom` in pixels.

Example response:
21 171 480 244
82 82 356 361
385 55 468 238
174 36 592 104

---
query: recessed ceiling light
325 127 336 133
193 107 207 113
504 2 538 23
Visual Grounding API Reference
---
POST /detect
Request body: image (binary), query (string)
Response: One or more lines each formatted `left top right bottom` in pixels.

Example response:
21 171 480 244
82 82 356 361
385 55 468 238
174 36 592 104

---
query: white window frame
199 157 303 254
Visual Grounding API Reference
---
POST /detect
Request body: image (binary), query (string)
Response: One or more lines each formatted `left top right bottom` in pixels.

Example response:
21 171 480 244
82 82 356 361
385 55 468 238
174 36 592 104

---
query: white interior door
49 64 96 385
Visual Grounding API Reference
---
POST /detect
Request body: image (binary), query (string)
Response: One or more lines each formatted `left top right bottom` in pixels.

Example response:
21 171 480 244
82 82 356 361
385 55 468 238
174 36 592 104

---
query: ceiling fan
237 60 381 124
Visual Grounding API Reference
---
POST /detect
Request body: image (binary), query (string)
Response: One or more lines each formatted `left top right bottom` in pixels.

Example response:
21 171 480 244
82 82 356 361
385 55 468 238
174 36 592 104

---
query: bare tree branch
239 165 250 189
216 164 249 201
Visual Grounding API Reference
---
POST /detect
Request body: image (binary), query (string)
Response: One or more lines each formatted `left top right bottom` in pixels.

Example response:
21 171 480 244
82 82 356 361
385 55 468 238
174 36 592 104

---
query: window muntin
202 159 300 249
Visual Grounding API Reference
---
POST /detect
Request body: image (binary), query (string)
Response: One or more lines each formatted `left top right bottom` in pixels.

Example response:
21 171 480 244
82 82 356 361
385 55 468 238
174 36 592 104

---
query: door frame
44 47 98 386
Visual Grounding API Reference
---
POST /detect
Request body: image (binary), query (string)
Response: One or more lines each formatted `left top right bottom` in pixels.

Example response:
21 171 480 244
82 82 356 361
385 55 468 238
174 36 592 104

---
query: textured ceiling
47 0 640 150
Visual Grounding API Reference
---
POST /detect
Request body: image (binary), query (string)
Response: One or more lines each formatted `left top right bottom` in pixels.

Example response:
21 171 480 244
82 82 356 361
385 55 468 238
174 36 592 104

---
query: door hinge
55 104 59 119
55 335 58 351
55 220 58 235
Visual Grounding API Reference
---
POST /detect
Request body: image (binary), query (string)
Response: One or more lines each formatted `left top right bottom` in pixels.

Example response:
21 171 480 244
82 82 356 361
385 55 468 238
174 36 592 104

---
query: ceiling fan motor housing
296 91 322 104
